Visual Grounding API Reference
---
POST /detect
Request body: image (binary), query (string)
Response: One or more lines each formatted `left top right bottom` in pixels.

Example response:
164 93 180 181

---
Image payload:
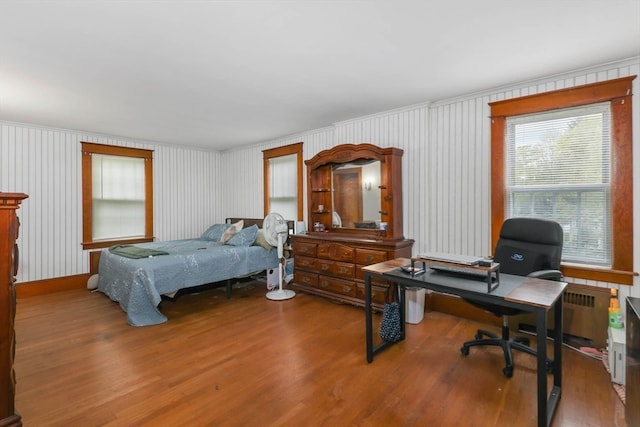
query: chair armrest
527 269 563 281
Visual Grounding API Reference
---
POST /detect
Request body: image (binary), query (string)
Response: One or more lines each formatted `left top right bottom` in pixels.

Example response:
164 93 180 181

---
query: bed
97 218 291 326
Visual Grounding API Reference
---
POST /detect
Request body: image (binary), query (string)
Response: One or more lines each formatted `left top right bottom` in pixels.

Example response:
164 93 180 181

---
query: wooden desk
363 258 567 427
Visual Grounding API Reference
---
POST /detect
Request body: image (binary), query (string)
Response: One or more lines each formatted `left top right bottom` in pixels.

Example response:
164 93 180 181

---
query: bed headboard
225 217 295 236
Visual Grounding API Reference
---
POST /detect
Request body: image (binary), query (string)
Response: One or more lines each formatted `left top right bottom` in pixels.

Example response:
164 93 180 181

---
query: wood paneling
0 123 223 284
1 58 638 303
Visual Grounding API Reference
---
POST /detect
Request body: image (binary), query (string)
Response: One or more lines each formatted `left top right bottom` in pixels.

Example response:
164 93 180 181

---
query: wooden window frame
490 76 636 285
263 142 304 221
81 142 154 250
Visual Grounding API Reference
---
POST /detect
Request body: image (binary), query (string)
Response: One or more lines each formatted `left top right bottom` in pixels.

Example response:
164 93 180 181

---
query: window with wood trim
81 142 154 249
263 142 303 221
490 76 636 285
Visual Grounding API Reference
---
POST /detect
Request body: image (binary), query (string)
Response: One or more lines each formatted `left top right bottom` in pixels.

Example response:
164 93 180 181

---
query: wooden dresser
627 296 640 427
290 234 413 309
291 143 414 309
0 192 27 427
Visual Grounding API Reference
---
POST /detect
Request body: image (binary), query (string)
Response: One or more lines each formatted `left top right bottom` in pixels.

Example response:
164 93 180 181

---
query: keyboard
416 252 484 266
429 264 496 282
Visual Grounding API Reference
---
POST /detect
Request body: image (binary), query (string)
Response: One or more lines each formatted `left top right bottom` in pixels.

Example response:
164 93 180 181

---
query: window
506 103 611 265
490 76 635 285
263 142 303 221
82 142 154 249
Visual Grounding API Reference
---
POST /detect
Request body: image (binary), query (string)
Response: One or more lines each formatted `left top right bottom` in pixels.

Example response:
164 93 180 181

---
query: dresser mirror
331 160 381 229
305 143 405 240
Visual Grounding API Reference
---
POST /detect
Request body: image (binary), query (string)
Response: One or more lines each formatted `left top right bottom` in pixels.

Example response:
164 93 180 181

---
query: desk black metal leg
398 284 406 340
365 277 404 363
545 298 563 426
553 298 563 389
536 303 562 427
536 309 548 427
365 274 374 363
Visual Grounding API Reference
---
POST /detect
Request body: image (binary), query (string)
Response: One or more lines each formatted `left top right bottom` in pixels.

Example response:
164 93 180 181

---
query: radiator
513 283 610 349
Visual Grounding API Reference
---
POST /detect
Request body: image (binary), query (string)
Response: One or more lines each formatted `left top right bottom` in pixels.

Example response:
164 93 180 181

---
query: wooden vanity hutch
290 144 413 309
1 192 27 427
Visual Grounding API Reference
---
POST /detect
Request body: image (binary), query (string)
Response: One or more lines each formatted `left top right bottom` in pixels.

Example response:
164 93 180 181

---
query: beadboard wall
221 57 640 303
1 57 638 304
0 126 223 283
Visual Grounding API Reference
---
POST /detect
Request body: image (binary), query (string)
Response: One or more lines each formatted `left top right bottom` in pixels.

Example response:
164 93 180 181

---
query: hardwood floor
14 281 626 427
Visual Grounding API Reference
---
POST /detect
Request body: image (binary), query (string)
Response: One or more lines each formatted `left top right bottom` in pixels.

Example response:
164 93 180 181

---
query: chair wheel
502 366 513 378
460 345 469 356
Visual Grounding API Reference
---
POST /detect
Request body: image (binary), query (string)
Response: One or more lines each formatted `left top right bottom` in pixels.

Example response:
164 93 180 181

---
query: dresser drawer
355 248 387 265
317 243 355 262
294 269 318 288
295 242 317 257
295 255 318 271
356 283 389 305
318 275 356 297
316 259 355 279
356 265 389 285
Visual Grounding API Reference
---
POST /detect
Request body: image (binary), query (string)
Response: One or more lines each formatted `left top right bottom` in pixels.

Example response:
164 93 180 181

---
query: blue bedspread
98 239 278 326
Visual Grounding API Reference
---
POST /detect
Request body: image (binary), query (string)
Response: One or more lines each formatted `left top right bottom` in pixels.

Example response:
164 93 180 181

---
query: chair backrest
493 217 563 277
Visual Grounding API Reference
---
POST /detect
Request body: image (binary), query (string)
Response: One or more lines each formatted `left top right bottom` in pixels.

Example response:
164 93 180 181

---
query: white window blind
505 102 611 266
269 153 297 220
92 154 146 241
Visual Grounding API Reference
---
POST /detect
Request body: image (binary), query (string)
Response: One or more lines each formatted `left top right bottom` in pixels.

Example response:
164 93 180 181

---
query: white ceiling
1 1 639 151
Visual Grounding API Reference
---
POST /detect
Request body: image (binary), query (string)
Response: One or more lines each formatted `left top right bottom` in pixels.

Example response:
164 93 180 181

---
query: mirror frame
305 143 405 241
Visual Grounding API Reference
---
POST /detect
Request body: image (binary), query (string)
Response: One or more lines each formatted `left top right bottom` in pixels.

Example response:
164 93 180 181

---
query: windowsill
561 263 637 285
82 237 154 250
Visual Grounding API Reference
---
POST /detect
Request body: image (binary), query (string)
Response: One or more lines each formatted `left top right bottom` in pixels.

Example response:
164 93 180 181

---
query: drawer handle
321 264 330 271
302 277 310 283
319 281 328 288
339 267 349 274
365 255 374 262
343 286 352 293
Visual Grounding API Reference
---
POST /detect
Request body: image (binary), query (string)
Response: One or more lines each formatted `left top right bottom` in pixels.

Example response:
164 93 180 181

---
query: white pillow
87 274 99 290
220 220 244 243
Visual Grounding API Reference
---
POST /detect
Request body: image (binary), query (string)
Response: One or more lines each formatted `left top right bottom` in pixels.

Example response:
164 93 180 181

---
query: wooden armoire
1 193 28 427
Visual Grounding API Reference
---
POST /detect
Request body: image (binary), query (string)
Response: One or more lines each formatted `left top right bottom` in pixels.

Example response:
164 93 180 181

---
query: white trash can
405 287 426 324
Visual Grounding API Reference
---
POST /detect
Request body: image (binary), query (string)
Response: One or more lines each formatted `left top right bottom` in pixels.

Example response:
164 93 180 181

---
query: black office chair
460 217 563 377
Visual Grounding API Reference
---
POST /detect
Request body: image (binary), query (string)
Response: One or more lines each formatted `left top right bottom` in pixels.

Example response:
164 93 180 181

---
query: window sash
507 187 611 265
92 199 146 241
91 154 146 241
269 154 297 198
505 103 612 266
92 154 145 200
268 153 298 220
